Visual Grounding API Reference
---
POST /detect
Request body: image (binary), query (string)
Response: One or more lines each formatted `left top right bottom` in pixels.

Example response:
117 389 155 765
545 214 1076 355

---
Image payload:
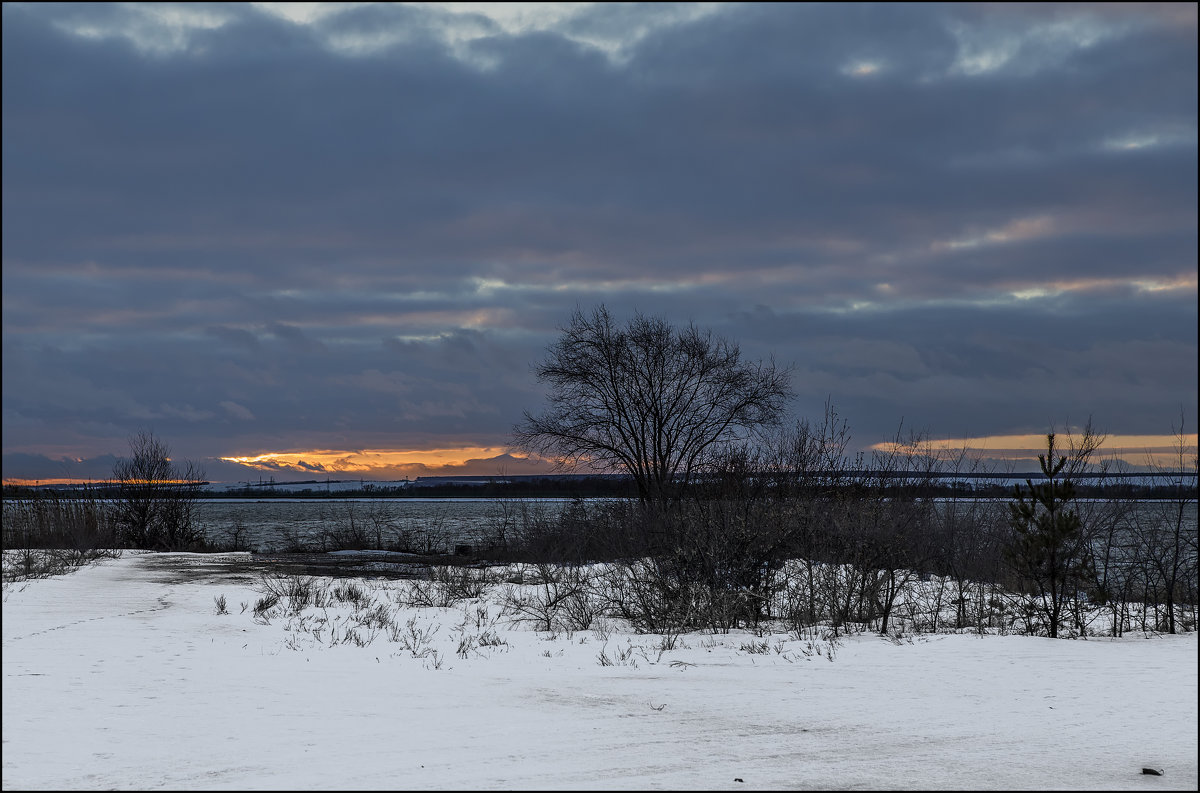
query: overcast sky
3 2 1196 483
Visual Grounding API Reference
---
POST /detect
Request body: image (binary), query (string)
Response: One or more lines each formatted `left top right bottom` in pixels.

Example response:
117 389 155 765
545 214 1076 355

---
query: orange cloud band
219 447 547 476
869 434 1198 468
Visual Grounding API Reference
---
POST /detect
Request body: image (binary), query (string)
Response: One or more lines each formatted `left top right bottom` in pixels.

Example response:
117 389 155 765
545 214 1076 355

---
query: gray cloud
3 2 1195 480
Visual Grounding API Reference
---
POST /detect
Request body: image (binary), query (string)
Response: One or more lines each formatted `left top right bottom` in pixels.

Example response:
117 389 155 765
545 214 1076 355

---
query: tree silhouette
513 305 793 504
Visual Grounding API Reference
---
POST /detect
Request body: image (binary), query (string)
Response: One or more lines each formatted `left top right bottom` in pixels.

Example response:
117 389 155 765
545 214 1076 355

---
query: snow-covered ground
3 552 1196 790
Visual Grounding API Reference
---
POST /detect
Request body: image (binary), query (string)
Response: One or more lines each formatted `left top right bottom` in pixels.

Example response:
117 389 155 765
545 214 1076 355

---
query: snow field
3 552 1197 790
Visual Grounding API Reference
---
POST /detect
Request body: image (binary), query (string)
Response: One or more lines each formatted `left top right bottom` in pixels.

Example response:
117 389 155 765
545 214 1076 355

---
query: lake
193 498 576 552
191 497 1195 555
4 495 1192 558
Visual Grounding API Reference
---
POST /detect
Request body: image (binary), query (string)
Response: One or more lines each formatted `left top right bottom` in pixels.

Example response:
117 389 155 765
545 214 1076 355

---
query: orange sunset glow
218 447 550 478
869 434 1198 469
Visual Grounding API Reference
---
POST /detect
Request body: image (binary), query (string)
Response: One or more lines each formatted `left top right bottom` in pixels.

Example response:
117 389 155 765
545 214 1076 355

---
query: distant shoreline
5 469 1195 502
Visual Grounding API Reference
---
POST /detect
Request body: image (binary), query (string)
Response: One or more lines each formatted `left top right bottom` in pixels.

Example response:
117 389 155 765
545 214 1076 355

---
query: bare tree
861 427 943 635
1129 412 1199 633
112 430 206 550
513 305 793 503
925 444 1006 632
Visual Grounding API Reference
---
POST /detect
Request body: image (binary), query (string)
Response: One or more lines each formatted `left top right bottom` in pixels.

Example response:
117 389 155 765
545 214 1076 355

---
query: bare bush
111 431 206 550
598 557 698 634
332 581 366 606
253 593 280 622
435 565 495 600
501 563 600 632
402 565 494 608
739 639 770 654
596 641 639 667
256 573 325 615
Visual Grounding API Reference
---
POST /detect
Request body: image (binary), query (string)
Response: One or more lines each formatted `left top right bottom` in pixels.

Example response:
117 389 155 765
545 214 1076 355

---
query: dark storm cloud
3 2 1195 480
0 452 122 483
729 287 1198 444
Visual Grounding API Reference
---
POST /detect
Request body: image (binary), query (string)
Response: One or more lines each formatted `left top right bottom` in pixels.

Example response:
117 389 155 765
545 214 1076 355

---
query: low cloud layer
3 3 1196 481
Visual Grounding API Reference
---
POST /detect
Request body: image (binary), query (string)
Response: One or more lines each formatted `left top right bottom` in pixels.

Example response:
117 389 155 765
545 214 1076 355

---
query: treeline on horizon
3 473 1196 502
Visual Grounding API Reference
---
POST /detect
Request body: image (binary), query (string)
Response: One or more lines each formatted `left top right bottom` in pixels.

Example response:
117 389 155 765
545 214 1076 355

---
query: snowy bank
3 552 1196 790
